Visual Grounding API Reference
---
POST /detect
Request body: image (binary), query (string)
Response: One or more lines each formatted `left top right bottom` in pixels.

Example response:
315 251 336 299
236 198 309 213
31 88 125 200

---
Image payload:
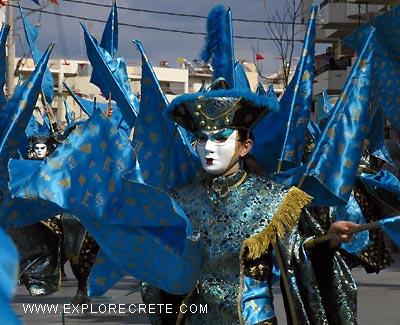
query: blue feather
200 5 233 85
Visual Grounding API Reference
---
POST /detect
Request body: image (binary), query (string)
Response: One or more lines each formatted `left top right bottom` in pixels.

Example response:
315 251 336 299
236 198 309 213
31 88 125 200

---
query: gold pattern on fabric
95 277 105 286
48 157 64 170
103 156 113 173
242 186 313 260
40 171 51 181
24 187 38 199
81 190 93 207
58 178 71 188
80 143 91 153
78 174 86 186
19 99 27 109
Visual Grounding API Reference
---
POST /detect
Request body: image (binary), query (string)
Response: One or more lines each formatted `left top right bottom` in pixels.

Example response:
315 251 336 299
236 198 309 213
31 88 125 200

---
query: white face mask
196 129 239 175
34 143 48 159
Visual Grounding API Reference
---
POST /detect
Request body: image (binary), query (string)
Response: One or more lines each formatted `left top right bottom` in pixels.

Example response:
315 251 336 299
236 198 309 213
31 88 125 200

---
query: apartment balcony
319 1 361 29
317 1 386 41
346 3 385 20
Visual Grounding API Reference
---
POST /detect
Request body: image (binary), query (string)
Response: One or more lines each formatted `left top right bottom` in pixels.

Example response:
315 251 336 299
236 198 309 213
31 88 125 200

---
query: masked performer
141 78 359 325
7 133 65 296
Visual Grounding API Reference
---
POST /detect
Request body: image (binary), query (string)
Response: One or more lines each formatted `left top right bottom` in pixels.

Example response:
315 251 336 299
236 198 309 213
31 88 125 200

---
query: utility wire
12 3 306 42
62 0 308 26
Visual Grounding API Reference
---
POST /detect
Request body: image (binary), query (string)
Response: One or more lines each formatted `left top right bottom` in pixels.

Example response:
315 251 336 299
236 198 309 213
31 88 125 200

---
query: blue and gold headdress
166 78 278 133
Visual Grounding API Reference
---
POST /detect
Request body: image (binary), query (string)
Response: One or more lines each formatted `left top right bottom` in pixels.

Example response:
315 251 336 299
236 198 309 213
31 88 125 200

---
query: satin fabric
8 109 202 296
283 29 375 207
131 40 201 191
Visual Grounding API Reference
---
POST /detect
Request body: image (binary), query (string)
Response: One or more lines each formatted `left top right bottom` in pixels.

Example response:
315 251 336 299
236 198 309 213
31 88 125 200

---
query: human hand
327 221 359 248
105 104 113 118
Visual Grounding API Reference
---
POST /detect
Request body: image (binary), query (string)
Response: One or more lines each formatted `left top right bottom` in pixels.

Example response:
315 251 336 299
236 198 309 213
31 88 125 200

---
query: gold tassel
242 186 313 260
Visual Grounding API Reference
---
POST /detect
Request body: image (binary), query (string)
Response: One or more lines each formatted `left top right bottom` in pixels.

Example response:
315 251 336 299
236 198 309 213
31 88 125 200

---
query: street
12 254 400 324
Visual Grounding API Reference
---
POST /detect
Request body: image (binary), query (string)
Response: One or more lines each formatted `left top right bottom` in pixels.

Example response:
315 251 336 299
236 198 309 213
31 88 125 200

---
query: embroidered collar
207 167 247 204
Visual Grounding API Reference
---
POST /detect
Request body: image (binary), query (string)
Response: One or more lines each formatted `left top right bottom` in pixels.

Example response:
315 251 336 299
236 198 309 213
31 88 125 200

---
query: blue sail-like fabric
63 82 131 137
284 28 375 207
91 0 119 98
100 0 118 57
253 5 317 175
277 5 316 171
0 43 54 191
332 194 370 254
366 108 392 165
63 98 74 125
131 40 200 190
18 3 54 105
81 21 138 128
0 228 21 324
9 108 202 295
343 6 400 133
379 216 400 248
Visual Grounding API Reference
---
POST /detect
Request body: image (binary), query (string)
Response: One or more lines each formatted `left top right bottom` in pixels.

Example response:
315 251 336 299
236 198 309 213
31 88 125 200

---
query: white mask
34 143 48 159
196 129 238 175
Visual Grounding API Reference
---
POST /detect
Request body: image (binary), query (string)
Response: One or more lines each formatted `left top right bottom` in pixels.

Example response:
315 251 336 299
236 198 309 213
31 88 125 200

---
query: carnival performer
7 133 65 296
141 78 359 325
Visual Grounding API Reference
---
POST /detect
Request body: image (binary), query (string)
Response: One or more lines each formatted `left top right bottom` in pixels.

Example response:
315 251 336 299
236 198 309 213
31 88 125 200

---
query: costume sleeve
241 251 277 324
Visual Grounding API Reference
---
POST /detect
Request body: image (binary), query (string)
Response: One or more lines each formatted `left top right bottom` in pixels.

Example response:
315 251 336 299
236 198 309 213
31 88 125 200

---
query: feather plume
200 5 234 86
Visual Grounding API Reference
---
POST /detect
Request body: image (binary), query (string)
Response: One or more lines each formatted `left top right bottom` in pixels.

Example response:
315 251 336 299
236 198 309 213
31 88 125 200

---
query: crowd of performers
2 3 400 325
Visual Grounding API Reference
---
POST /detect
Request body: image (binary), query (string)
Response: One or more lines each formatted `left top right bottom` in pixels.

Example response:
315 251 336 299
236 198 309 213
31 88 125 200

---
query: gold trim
242 186 313 260
197 97 242 121
230 171 247 190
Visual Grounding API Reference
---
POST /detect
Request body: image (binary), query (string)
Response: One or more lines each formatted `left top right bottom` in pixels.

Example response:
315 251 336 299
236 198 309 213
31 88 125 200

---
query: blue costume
141 76 357 324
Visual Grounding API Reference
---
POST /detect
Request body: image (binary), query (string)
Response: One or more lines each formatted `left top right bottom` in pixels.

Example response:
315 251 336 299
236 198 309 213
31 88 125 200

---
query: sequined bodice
168 172 287 324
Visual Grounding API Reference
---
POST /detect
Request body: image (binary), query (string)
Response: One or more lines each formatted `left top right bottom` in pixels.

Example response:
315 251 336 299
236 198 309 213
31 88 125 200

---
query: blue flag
343 6 400 132
100 0 118 57
0 23 10 110
0 43 54 190
366 108 392 165
0 228 21 325
64 97 74 125
379 216 400 247
253 6 317 175
63 81 93 117
25 111 40 139
131 40 200 190
18 3 54 105
285 28 375 206
9 108 202 295
91 0 118 97
332 194 370 255
64 81 130 137
277 4 317 171
81 21 138 128
319 88 333 125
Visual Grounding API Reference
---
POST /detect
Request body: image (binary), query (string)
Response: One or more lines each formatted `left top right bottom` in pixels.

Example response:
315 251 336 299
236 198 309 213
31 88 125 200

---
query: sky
4 0 322 75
